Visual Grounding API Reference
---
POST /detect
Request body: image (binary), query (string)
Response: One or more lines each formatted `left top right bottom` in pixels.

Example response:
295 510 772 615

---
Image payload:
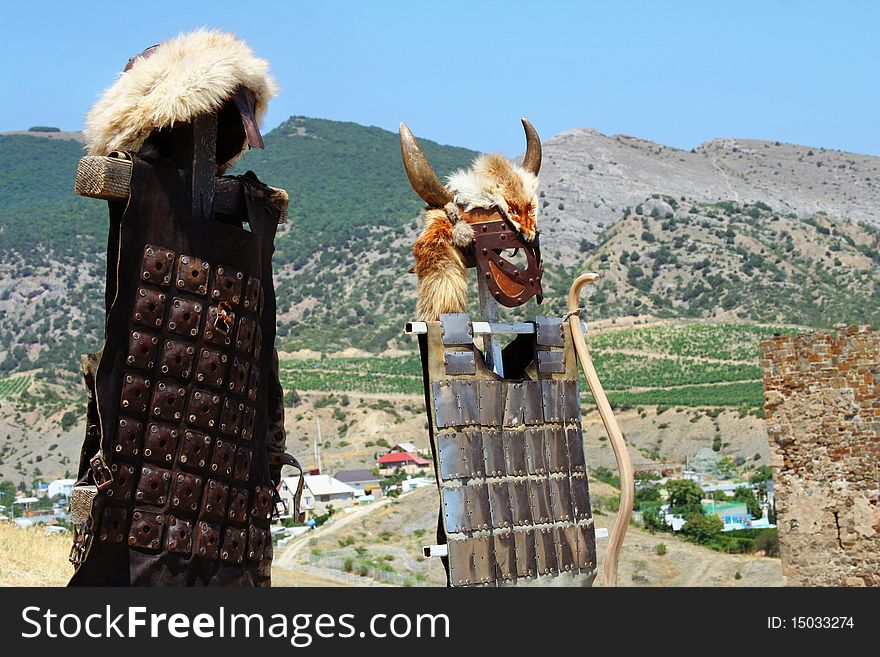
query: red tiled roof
376 451 430 466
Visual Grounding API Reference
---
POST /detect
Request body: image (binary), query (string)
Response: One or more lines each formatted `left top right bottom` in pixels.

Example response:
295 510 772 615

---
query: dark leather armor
69 154 285 586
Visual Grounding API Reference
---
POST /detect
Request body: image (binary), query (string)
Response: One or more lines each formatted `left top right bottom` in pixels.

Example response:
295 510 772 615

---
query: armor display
418 315 597 587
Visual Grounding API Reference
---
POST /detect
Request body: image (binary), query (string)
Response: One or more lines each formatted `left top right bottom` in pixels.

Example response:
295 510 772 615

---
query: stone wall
761 325 879 586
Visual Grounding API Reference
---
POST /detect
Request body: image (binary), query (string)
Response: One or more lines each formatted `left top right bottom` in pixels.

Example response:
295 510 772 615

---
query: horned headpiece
400 120 544 321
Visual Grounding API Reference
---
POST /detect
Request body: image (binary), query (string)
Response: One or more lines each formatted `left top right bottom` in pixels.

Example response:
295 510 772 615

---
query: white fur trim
84 28 277 156
451 220 475 248
446 153 539 215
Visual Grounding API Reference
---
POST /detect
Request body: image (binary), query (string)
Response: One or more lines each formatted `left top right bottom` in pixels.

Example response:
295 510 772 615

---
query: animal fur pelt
84 28 277 158
413 154 540 321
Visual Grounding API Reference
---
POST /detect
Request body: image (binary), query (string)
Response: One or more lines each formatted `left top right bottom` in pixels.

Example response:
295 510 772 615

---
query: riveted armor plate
243 276 261 312
107 463 136 503
250 485 273 523
557 525 577 572
127 331 159 371
175 255 210 295
441 486 468 533
210 439 236 478
537 350 565 374
220 527 247 564
165 516 193 554
575 523 596 571
571 474 591 520
444 350 476 376
227 487 249 524
135 465 172 505
219 399 244 438
535 315 565 348
482 429 505 477
120 374 151 417
514 529 536 578
447 539 473 587
133 287 167 329
437 433 467 481
549 475 573 522
487 480 513 529
535 527 558 575
541 379 564 424
115 417 143 460
187 389 220 430
493 530 515 581
229 357 250 396
247 367 260 401
545 427 568 473
167 297 203 338
566 427 586 473
179 430 212 472
196 521 221 560
160 339 195 380
204 304 235 346
247 526 267 562
195 347 228 388
466 483 492 531
201 479 229 523
211 265 244 305
439 313 473 345
236 316 256 354
509 479 531 526
472 535 494 584
562 380 580 423
528 478 552 525
502 430 527 476
141 245 175 286
525 428 547 475
233 447 253 483
150 381 186 422
128 509 165 550
170 472 203 514
478 380 503 426
99 506 128 544
240 405 256 442
143 422 179 464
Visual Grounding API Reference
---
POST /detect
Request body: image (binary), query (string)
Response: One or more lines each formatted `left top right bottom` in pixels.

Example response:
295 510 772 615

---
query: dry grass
0 522 72 586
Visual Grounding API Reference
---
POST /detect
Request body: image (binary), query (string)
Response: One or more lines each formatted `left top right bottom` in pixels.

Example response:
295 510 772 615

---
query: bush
680 514 723 544
654 543 667 556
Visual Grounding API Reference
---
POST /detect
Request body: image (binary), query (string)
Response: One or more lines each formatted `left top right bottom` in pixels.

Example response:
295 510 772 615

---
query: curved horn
399 122 453 207
521 118 542 175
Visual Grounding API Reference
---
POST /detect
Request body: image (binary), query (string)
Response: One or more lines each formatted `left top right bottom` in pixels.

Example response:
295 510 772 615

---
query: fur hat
84 28 277 156
446 153 540 239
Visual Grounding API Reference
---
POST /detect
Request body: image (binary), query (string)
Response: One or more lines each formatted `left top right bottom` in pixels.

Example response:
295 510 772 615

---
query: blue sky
2 1 877 156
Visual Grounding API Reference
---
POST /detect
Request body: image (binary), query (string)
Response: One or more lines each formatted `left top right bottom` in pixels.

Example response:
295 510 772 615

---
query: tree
680 514 723 543
732 486 763 519
0 480 16 506
666 479 705 517
716 456 737 479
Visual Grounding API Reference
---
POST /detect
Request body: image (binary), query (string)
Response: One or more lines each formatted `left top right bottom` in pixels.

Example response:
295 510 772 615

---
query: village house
334 469 381 494
278 474 357 520
376 451 431 477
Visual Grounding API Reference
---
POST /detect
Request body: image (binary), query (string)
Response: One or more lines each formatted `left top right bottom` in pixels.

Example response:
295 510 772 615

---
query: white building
48 479 77 499
278 474 357 519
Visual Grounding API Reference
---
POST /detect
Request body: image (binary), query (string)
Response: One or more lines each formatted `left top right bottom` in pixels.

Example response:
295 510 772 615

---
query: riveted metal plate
167 296 204 338
98 506 128 543
575 523 597 571
229 356 250 396
444 350 476 376
187 389 220 430
227 487 249 524
523 381 544 426
453 380 479 426
220 526 247 564
537 350 566 374
566 427 586 473
541 379 564 424
502 430 527 476
195 521 221 559
127 330 159 371
253 324 263 359
482 429 505 477
243 276 261 312
240 405 256 442
509 480 531 526
535 315 565 348
178 429 212 472
502 382 527 427
545 426 568 473
150 381 186 422
165 516 193 554
144 422 179 464
514 529 536 578
194 347 227 389
247 367 259 401
549 475 573 522
120 374 151 417
472 535 495 585
463 431 484 477
525 428 548 475
447 539 473 587
210 439 235 478
488 480 513 529
170 471 203 514
441 486 468 533
439 313 473 346
236 316 256 354
128 509 165 551
114 417 143 459
528 478 552 525
135 465 172 505
200 479 229 523
247 526 267 562
562 380 580 423
493 530 515 581
133 286 167 329
107 463 135 503
466 483 491 531
437 432 467 481
141 245 175 286
478 380 503 426
250 485 273 522
557 525 577 572
432 381 457 429
204 304 235 347
211 265 244 305
159 339 195 380
571 474 591 520
175 254 210 296
219 399 244 438
233 446 253 483
534 526 558 575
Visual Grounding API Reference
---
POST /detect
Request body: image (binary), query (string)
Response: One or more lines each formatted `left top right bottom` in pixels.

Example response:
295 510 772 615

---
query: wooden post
477 274 504 377
191 112 218 221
